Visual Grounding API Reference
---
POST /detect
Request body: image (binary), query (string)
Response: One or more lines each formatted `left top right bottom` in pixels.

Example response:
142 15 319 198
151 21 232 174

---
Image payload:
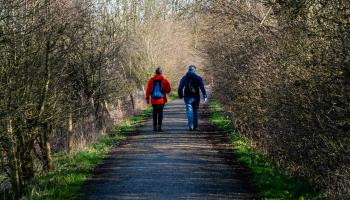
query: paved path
78 99 260 200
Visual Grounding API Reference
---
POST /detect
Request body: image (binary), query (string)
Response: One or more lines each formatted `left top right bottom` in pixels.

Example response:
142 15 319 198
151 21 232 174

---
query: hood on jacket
186 70 197 78
153 74 164 80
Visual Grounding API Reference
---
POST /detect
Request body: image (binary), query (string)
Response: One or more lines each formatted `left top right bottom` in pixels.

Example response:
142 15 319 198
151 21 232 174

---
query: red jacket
146 74 171 104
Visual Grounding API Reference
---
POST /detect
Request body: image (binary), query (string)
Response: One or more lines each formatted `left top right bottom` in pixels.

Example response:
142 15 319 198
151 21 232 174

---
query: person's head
188 65 196 72
155 67 162 74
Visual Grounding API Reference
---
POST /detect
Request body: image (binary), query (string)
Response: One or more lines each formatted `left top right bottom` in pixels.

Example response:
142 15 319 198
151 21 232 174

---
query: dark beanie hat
155 67 162 74
189 65 196 71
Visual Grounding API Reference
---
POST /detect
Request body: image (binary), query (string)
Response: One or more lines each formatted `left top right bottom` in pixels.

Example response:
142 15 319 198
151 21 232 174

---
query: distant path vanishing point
78 98 260 200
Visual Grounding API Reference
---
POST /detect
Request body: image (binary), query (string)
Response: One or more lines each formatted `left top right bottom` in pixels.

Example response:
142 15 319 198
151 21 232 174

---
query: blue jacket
178 70 207 104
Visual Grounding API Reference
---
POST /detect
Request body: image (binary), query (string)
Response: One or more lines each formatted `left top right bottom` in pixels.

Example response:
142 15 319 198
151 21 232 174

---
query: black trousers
152 104 164 126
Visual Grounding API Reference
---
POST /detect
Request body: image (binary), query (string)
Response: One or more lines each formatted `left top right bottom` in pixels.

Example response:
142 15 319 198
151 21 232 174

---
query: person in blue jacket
178 65 208 131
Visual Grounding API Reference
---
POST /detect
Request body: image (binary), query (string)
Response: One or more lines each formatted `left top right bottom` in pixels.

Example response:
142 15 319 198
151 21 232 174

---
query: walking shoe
189 127 194 131
153 125 157 132
157 125 163 132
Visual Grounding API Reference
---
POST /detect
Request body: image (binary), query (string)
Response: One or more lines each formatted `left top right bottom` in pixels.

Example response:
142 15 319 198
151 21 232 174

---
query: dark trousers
152 104 164 126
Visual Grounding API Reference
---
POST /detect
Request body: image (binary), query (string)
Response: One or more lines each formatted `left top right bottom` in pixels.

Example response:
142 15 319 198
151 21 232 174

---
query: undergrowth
22 107 152 200
208 101 326 200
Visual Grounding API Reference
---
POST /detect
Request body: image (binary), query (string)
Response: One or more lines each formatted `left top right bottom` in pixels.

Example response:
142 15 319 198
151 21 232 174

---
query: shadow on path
78 99 260 200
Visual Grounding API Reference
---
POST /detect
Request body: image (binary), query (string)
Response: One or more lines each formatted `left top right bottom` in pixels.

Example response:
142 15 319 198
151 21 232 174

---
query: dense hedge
198 1 349 199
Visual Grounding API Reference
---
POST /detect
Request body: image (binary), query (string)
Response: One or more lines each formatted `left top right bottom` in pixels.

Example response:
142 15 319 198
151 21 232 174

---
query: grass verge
22 106 152 200
208 101 325 200
167 92 178 101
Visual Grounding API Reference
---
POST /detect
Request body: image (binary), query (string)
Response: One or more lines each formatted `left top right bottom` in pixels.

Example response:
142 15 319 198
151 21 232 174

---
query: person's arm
198 76 208 101
145 78 152 104
178 76 185 98
164 79 171 94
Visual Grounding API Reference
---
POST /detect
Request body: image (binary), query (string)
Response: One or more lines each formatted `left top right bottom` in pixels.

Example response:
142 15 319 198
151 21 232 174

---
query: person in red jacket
146 67 171 132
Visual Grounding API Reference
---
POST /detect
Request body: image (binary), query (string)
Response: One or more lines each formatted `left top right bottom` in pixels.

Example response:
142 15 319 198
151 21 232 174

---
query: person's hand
146 99 150 104
204 98 208 103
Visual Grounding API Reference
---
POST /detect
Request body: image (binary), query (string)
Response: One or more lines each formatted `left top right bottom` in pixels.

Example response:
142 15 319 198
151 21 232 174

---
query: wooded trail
78 99 260 200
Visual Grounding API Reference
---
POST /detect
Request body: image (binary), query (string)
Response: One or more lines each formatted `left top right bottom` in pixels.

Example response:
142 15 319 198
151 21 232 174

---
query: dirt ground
78 98 260 200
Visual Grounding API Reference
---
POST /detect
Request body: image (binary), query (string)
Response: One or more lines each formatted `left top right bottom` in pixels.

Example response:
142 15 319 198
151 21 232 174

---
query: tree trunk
6 118 21 198
67 112 73 155
20 137 34 187
144 0 151 22
162 0 168 20
130 93 135 114
123 0 129 30
131 0 138 26
42 123 52 171
116 0 120 19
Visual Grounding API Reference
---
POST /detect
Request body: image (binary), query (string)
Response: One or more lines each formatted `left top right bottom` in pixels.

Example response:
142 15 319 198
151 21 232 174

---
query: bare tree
195 0 350 199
